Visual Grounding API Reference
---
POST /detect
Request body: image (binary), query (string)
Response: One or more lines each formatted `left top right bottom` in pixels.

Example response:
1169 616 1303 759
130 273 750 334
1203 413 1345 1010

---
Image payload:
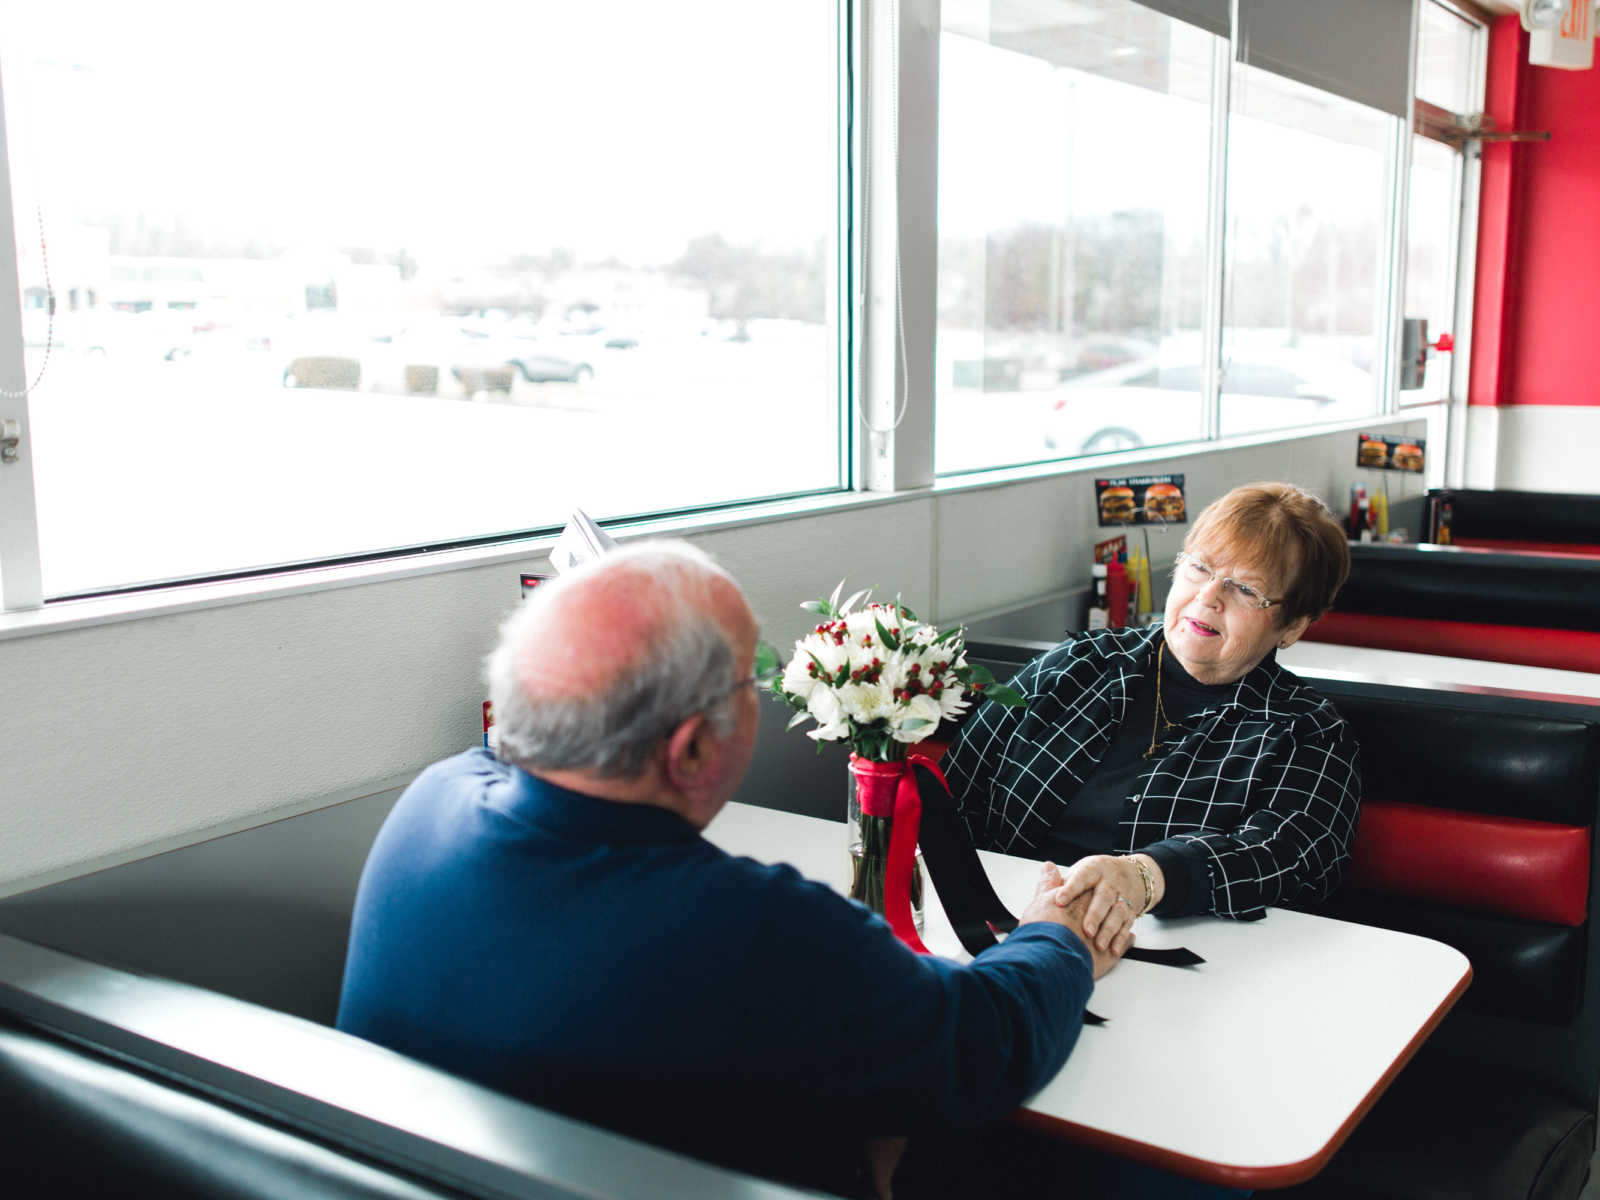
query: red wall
1471 16 1600 407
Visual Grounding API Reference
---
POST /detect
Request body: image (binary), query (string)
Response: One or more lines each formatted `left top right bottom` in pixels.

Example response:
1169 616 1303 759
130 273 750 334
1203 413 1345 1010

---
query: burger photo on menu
1144 482 1185 522
1099 485 1137 523
1358 437 1389 468
1392 442 1424 472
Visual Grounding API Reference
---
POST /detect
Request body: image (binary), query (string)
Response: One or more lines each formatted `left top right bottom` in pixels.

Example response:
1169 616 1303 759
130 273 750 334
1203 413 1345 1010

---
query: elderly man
338 541 1120 1195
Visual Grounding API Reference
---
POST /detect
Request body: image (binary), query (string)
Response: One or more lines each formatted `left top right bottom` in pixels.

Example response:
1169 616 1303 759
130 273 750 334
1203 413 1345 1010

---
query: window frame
1405 0 1491 487
0 0 1487 617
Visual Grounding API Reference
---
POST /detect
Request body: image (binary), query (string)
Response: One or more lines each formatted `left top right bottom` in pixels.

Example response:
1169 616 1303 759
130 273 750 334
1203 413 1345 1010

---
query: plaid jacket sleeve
942 649 1053 846
1150 717 1362 919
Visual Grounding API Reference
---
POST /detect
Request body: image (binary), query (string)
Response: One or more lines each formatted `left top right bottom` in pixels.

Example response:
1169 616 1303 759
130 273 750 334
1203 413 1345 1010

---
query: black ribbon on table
910 761 1203 1024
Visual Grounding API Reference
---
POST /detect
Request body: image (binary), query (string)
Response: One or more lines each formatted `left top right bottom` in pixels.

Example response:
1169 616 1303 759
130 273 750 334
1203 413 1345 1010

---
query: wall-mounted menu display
1095 474 1187 526
1357 433 1425 473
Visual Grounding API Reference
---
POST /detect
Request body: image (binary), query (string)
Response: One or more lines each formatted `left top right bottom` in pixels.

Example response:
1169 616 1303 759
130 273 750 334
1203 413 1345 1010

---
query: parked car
505 349 593 384
1041 350 1372 455
478 331 593 384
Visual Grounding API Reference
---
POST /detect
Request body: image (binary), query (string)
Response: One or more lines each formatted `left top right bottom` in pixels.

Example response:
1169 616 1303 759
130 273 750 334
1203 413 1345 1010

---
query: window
2 3 842 599
1402 2 1488 415
1416 0 1479 113
1219 64 1393 437
1 2 1490 613
936 1 1220 473
1400 135 1463 405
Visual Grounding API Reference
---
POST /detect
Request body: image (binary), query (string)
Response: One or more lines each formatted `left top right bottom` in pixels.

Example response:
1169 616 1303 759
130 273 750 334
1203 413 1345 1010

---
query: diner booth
4 634 1600 1199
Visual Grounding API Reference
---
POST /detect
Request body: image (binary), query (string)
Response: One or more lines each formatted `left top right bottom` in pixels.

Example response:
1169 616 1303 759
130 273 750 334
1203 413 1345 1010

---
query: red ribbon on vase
854 753 1207 984
849 752 949 955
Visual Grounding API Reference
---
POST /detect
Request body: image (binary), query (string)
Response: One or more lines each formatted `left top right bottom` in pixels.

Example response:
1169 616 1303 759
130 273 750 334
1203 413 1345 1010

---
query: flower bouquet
756 583 1024 939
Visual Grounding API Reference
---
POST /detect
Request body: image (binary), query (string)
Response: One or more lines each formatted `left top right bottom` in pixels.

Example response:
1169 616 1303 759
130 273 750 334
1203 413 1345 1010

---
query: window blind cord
0 204 53 400
859 0 910 437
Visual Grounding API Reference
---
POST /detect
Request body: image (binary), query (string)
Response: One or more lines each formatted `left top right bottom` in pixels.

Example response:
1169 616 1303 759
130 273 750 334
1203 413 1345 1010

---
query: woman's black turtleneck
1037 638 1238 913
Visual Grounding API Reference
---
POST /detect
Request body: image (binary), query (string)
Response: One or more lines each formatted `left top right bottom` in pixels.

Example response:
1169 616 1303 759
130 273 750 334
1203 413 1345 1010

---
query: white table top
1283 639 1600 700
705 801 1472 1189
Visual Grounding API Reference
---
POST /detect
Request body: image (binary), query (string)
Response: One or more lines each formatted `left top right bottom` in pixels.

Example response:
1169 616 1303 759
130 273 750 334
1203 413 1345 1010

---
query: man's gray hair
485 541 744 777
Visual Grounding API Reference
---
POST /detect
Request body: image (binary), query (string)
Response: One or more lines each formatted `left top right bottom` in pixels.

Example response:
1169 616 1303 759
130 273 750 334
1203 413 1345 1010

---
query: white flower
807 720 850 742
938 684 971 721
892 693 944 742
781 654 819 702
837 681 895 725
843 607 879 641
807 685 843 728
806 632 853 680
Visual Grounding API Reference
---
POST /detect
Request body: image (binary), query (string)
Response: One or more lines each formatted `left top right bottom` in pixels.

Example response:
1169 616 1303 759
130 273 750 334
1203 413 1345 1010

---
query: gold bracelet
1121 855 1155 916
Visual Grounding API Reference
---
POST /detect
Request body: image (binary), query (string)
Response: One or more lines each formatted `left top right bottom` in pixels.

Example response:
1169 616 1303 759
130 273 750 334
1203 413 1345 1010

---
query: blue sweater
338 750 1094 1182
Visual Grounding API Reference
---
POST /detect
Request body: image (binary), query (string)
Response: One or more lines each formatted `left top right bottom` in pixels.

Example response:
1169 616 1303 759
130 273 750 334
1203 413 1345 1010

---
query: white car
1041 351 1373 455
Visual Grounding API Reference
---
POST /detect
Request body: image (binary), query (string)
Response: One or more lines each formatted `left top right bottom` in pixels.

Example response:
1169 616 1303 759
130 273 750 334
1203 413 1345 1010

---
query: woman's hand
1018 862 1126 978
1058 854 1166 954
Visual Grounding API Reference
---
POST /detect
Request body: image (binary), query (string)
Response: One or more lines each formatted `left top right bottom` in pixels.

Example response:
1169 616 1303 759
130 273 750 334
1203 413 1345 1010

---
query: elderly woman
943 482 1359 958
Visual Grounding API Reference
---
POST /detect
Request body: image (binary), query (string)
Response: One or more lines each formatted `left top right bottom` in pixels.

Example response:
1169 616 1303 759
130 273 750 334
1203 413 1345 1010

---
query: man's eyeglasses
709 642 784 708
1174 552 1281 611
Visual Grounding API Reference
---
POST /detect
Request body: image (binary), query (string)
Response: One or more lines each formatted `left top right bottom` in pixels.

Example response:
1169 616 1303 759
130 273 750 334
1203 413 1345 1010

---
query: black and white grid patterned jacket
943 625 1361 920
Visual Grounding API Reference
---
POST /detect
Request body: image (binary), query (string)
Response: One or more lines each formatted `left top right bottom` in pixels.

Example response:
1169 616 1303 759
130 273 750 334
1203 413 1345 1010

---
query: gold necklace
1144 642 1176 760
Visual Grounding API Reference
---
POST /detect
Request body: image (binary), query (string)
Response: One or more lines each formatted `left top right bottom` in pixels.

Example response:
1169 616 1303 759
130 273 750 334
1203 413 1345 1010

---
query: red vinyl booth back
1304 611 1600 675
1350 801 1590 927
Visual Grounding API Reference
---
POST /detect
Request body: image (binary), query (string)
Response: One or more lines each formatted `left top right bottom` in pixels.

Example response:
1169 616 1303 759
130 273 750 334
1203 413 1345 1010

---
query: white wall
1472 404 1600 494
0 418 1426 895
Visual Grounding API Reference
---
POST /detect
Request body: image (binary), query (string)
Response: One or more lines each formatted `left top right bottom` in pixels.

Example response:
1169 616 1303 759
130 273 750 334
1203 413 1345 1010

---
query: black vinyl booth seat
1332 542 1600 634
1299 542 1600 674
1426 487 1600 553
0 934 829 1200
964 639 1600 1200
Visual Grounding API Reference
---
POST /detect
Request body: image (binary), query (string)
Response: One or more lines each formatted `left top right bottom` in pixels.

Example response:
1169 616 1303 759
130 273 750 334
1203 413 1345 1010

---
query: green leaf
828 579 844 613
840 587 871 615
874 617 900 652
800 599 834 617
787 710 814 730
933 626 963 645
897 717 934 732
898 601 919 623
964 662 996 685
981 684 1027 707
753 641 782 680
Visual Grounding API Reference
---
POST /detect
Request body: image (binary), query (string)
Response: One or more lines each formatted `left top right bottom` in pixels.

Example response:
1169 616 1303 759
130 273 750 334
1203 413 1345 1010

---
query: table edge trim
1012 957 1475 1188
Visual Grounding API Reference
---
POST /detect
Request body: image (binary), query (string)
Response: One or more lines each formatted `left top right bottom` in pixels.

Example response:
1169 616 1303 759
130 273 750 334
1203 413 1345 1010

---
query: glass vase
846 756 925 933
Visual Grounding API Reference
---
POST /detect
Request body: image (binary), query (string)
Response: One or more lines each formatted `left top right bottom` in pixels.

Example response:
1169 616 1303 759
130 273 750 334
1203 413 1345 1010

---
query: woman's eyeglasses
1175 552 1280 611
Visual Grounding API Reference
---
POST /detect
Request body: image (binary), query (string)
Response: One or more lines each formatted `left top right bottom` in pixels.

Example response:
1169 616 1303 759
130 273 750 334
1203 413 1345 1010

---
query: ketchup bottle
1106 559 1130 629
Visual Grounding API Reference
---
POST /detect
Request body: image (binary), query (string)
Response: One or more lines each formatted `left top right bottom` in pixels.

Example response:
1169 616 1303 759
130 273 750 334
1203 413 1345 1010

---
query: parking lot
23 327 837 596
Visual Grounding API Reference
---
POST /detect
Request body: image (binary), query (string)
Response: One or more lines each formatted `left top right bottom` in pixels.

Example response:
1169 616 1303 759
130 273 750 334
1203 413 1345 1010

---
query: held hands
1018 862 1127 979
1059 854 1165 957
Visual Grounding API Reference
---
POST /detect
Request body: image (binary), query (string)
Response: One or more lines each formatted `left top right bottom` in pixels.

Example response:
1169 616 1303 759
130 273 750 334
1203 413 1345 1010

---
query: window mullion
1201 36 1233 442
858 0 936 493
1380 0 1423 417
0 64 45 612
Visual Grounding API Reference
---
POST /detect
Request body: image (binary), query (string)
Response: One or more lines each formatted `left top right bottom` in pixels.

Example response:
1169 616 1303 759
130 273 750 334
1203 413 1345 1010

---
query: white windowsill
0 409 1431 644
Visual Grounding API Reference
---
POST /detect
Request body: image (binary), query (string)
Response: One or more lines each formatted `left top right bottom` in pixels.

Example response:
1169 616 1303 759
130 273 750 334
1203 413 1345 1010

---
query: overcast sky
4 2 1394 270
3 1 834 265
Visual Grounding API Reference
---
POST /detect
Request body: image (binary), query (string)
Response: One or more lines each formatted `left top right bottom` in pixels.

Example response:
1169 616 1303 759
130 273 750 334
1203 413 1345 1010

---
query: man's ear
663 713 711 795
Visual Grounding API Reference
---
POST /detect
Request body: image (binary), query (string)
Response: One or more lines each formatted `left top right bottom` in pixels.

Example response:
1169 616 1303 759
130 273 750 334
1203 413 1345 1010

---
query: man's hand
1017 862 1128 979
